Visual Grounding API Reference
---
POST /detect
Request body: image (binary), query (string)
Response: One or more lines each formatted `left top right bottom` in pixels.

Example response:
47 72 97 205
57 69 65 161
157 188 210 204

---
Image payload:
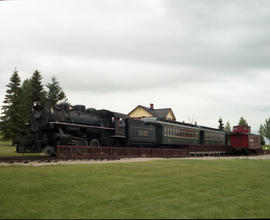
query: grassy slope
1 159 270 219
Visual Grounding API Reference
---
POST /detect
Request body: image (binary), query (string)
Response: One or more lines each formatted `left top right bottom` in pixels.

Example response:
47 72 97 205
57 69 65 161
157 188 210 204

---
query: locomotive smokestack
150 103 154 110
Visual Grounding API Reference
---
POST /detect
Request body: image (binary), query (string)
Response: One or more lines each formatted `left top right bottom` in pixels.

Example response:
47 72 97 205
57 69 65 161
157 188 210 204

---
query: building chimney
150 103 154 110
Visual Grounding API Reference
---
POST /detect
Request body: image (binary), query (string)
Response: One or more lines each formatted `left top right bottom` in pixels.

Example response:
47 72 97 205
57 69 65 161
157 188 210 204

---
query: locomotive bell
73 105 86 112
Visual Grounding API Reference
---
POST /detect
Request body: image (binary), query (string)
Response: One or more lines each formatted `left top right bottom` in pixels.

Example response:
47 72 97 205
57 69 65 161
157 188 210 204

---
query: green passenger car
199 127 226 146
161 124 200 145
141 117 200 146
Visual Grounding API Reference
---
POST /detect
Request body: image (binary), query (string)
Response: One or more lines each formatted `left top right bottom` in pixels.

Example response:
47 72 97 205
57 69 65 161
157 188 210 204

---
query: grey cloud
2 0 270 75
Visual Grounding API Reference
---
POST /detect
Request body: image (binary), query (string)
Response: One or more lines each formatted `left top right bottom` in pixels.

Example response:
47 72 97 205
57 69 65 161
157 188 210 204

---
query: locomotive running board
49 122 115 130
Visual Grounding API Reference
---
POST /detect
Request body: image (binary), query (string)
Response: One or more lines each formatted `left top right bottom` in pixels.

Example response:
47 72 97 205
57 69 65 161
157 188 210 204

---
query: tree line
0 69 67 144
218 116 248 132
218 117 270 145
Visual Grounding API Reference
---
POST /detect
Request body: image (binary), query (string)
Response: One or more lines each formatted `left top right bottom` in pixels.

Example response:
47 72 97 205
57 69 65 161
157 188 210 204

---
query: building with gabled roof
128 103 176 121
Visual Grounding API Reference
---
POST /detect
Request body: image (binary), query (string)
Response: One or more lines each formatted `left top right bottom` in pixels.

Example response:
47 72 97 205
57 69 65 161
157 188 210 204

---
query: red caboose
230 125 261 154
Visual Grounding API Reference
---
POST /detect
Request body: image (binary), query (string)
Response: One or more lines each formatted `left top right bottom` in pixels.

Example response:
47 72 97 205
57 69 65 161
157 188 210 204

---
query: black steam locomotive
17 102 228 155
18 102 127 155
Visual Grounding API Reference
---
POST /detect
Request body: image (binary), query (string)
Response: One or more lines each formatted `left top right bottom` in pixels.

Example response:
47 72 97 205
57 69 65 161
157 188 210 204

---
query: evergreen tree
46 76 67 106
259 124 266 145
259 118 270 143
20 79 34 126
30 70 46 104
17 76 46 137
261 135 266 146
259 124 264 137
238 117 248 126
0 69 25 143
218 117 224 130
224 121 231 132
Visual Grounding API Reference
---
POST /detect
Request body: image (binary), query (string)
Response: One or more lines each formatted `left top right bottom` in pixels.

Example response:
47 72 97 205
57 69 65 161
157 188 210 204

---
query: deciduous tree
259 118 270 143
238 117 248 126
224 121 231 132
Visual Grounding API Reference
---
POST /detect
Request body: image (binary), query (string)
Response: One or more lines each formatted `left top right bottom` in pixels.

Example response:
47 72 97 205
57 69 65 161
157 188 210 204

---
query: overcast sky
1 0 270 133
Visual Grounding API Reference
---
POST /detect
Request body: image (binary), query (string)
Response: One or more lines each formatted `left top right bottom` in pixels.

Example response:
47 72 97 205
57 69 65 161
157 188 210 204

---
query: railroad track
0 156 56 163
0 156 124 164
0 153 268 164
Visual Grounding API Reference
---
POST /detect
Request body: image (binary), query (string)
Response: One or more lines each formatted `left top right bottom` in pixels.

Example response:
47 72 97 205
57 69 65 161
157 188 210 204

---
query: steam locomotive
17 102 261 155
18 101 127 155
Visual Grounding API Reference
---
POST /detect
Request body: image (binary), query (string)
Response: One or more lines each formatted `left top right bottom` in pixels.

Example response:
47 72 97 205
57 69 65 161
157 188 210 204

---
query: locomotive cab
97 110 127 146
97 110 126 134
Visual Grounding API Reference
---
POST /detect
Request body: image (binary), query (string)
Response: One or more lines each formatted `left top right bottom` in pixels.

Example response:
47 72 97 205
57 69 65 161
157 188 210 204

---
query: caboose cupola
232 125 251 134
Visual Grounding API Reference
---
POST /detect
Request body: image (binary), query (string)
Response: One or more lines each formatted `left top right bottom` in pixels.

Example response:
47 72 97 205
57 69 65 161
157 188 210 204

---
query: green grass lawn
262 145 270 150
0 138 40 157
1 159 270 219
0 138 17 156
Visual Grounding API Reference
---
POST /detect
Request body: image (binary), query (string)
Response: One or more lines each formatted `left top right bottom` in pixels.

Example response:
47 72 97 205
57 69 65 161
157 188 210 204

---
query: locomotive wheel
41 145 56 156
90 139 100 147
79 139 88 146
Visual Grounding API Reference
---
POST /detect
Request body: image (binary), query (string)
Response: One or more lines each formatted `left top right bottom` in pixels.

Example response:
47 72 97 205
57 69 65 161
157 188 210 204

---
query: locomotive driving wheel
79 139 88 146
41 145 56 156
90 139 100 147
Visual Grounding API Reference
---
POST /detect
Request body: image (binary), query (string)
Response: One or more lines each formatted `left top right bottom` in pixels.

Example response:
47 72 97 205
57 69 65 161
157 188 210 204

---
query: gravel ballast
1 154 270 166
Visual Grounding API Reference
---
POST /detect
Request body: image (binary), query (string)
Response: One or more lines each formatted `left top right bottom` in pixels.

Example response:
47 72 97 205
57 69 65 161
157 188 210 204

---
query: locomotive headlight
33 101 41 110
33 102 38 108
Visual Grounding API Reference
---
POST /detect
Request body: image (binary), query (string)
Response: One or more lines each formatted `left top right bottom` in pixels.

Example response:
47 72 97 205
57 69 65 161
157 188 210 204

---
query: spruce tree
46 76 67 106
218 117 224 131
30 70 46 104
0 69 25 143
20 79 34 127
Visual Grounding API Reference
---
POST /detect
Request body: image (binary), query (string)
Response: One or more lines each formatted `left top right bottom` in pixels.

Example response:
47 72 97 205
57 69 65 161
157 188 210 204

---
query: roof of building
128 105 175 120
